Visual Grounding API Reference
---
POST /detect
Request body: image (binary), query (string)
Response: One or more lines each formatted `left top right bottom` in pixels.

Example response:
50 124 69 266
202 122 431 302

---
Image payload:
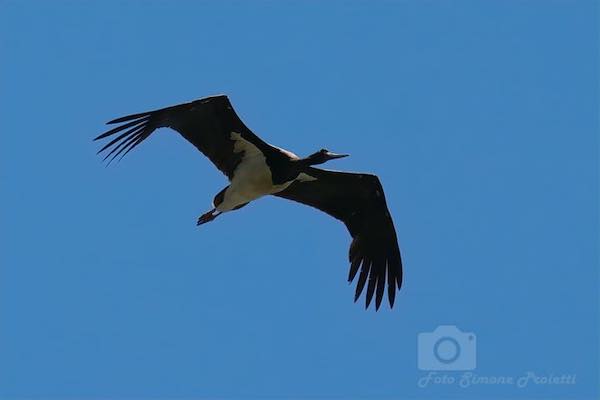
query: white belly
216 132 293 212
217 156 293 211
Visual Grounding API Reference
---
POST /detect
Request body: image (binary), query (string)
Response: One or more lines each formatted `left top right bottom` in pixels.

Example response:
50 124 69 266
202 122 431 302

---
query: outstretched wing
274 168 402 310
93 95 269 179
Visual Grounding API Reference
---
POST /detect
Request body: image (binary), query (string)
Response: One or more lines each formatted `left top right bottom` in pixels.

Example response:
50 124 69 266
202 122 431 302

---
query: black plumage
94 95 403 310
274 169 402 309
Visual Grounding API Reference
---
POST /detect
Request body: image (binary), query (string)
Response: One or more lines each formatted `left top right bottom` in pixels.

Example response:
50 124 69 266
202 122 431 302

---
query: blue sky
0 1 598 399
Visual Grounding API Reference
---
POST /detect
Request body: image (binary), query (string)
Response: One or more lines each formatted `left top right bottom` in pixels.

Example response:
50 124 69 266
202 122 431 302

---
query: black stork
94 95 402 310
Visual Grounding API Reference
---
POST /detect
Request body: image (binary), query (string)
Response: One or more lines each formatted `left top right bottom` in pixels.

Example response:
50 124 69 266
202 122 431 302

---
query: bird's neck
296 153 323 168
275 156 319 184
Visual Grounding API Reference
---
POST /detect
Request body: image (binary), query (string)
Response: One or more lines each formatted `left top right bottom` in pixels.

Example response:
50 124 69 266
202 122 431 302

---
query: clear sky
0 1 598 399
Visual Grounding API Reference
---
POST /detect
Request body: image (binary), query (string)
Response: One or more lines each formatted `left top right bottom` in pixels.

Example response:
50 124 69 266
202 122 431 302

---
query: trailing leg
196 186 250 226
197 208 222 226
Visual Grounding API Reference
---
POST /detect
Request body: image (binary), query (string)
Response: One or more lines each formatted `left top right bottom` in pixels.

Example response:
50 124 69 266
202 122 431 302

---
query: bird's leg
196 208 222 226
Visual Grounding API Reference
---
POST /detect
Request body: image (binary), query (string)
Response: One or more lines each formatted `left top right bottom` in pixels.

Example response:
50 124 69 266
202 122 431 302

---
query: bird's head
306 148 350 165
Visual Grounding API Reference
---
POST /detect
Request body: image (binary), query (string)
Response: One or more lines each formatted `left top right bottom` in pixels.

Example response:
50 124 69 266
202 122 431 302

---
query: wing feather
274 168 403 310
94 95 271 179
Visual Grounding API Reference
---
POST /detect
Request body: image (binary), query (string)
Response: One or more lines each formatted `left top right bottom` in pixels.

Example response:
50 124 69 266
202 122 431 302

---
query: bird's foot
197 209 219 226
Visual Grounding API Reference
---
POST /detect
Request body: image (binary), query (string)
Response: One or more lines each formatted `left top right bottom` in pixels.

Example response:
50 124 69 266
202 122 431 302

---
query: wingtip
388 287 396 309
93 130 113 141
365 292 374 309
106 113 150 125
350 256 402 311
353 287 387 311
375 296 383 311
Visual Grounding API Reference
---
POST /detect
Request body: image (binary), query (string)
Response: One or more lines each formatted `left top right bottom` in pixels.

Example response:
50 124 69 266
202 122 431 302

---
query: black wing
274 168 402 310
93 95 269 179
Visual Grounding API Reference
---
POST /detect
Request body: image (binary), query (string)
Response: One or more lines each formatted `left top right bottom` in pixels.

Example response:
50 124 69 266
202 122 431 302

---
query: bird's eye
320 148 328 153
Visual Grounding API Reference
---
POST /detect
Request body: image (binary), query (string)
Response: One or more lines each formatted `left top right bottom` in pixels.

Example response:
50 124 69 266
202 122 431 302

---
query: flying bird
94 95 402 310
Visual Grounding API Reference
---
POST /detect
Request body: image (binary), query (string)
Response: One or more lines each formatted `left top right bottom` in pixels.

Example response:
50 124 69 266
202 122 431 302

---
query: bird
94 95 402 310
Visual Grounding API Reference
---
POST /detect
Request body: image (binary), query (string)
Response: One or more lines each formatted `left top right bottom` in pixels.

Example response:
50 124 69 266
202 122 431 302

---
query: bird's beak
325 151 350 160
